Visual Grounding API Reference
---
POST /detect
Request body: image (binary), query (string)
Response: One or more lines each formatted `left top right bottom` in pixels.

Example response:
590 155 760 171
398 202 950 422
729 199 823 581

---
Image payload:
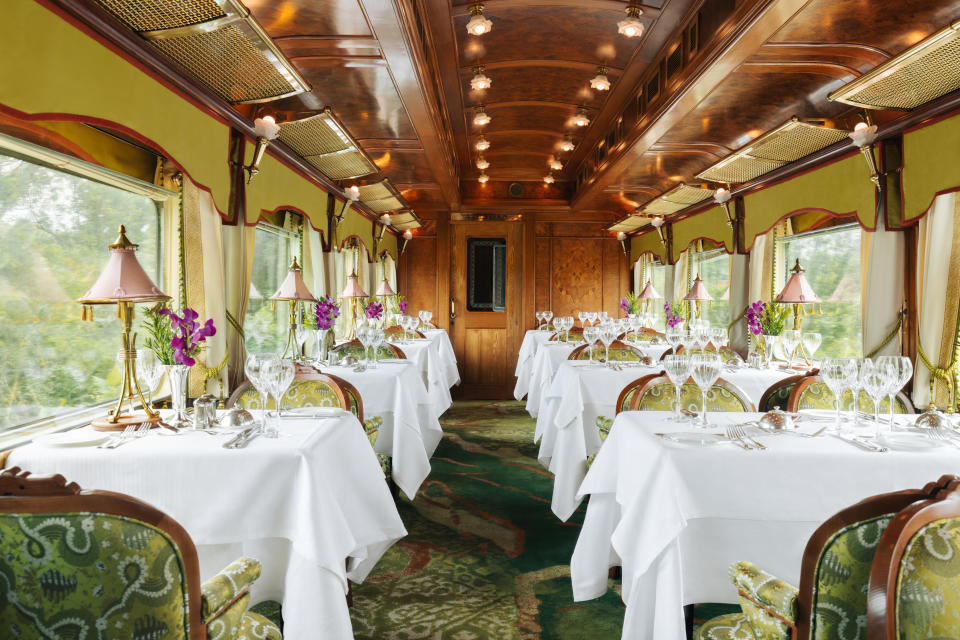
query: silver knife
223 427 256 449
830 433 888 452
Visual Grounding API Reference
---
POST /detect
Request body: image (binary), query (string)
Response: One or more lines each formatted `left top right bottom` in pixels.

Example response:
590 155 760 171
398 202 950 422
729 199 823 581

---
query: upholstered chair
538 324 555 332
548 328 584 342
385 325 425 339
568 340 650 363
0 467 282 640
696 476 955 640
675 345 742 364
593 373 661 463
332 339 406 360
758 375 810 413
786 376 914 414
625 328 665 343
867 477 960 639
628 375 755 413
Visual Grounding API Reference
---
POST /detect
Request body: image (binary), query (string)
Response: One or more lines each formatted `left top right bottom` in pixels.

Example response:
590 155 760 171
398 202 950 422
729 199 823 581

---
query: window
245 223 300 354
0 153 162 433
774 224 862 358
634 258 668 329
467 238 506 311
692 248 730 329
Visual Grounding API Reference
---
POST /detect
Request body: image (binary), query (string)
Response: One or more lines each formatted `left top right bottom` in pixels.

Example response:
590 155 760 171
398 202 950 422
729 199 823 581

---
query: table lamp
339 245 369 340
638 279 662 313
684 272 713 320
776 258 821 362
270 257 316 359
78 226 170 430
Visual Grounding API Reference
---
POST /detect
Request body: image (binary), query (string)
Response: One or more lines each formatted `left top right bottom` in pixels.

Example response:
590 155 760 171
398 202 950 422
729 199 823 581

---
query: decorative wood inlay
450 0 663 19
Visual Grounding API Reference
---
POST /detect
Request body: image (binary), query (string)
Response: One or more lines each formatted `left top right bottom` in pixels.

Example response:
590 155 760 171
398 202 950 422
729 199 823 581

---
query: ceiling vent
606 214 650 234
829 20 960 110
277 110 378 181
637 183 715 216
508 182 524 198
695 118 849 184
389 211 423 231
93 0 310 104
356 180 405 214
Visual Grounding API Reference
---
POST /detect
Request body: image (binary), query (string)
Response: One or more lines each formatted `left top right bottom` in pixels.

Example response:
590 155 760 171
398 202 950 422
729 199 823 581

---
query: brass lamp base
91 413 161 432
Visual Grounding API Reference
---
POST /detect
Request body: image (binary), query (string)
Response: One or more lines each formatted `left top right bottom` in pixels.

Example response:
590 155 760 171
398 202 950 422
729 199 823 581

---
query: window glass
775 224 862 358
0 153 162 432
693 249 730 329
245 225 299 355
467 238 506 312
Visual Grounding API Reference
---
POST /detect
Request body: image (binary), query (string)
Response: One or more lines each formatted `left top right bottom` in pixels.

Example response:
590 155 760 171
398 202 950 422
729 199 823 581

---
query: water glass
691 354 722 428
780 330 800 367
245 354 271 428
878 355 912 426
842 358 862 427
663 355 693 422
861 359 888 436
801 332 822 362
578 311 588 328
820 358 847 433
600 326 618 365
544 311 554 327
262 357 294 438
370 328 386 368
135 349 163 411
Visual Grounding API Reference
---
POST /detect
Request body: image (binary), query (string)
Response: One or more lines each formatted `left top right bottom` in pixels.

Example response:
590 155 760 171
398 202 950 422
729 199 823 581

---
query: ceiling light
473 105 491 126
475 135 490 151
572 107 590 127
476 156 490 170
559 135 575 152
345 185 360 201
403 229 413 240
466 4 492 36
478 172 489 183
470 66 492 91
549 158 563 171
590 66 611 91
543 172 555 184
380 213 392 225
618 6 645 38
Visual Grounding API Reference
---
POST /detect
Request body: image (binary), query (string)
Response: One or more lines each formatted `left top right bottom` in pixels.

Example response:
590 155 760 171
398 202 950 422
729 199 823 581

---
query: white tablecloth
525 343 576 417
514 330 557 400
9 413 406 640
423 328 460 389
571 411 960 639
390 333 459 417
325 361 443 499
536 362 792 520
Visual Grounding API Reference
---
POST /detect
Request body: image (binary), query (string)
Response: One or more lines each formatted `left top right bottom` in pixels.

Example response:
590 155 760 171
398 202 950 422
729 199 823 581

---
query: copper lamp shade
776 259 821 304
78 226 168 304
684 274 714 302
375 278 396 296
638 279 662 300
271 257 316 302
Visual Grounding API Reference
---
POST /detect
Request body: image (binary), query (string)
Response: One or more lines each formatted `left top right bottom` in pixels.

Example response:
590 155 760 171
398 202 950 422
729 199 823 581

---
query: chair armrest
364 416 383 433
595 416 613 436
201 557 262 623
730 561 798 625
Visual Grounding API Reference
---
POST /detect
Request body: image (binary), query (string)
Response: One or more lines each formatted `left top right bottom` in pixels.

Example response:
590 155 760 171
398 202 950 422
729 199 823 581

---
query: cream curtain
748 231 773 303
729 254 750 355
672 250 689 302
221 223 255 391
913 193 960 410
861 215 905 357
301 222 327 299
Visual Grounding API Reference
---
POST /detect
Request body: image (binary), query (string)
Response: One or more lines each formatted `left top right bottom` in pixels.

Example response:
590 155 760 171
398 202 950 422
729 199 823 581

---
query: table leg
683 604 694 640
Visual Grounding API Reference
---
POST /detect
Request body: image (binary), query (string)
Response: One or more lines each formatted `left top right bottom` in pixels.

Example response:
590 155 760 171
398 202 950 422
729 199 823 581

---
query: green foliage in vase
141 305 177 365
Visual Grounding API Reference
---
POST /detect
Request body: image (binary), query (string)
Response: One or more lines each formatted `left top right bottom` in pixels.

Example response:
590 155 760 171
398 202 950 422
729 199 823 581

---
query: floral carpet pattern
255 400 738 637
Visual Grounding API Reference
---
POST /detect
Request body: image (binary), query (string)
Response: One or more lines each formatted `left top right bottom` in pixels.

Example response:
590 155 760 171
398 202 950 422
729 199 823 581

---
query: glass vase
761 334 779 369
314 328 329 365
165 364 192 429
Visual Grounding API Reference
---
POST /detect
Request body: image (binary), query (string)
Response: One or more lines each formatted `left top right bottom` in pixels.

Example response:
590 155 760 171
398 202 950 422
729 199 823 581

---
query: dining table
323 359 444 499
514 328 557 401
536 360 794 520
388 329 460 416
570 410 960 640
8 410 406 640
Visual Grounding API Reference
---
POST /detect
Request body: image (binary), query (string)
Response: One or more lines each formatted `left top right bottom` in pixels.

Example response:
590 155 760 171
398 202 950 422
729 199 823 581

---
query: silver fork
926 428 960 449
732 424 766 450
724 425 752 450
98 423 137 449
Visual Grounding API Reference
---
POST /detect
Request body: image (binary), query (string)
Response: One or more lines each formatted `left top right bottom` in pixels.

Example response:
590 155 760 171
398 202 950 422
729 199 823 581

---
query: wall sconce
245 116 281 184
650 216 666 246
377 214 391 241
849 121 880 189
334 185 361 228
713 186 734 227
400 229 413 254
617 231 628 257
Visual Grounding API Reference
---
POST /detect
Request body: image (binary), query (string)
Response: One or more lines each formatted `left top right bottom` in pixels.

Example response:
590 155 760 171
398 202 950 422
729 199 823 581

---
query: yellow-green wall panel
630 229 668 265
902 112 960 224
244 142 329 234
672 206 732 255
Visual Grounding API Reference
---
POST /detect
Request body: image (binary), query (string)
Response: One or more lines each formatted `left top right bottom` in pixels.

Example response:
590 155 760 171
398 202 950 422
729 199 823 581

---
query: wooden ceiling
238 0 958 220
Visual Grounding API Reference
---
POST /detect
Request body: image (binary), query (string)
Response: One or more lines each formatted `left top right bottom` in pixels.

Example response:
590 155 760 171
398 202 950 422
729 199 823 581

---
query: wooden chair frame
568 340 648 361
758 374 809 413
385 325 425 339
615 373 661 414
786 376 915 414
0 467 206 638
866 476 960 639
333 339 406 359
627 374 756 412
226 367 351 413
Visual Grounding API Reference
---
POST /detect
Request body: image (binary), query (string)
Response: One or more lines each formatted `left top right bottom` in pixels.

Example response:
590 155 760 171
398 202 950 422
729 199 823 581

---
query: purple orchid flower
315 296 340 330
365 299 384 320
158 307 215 367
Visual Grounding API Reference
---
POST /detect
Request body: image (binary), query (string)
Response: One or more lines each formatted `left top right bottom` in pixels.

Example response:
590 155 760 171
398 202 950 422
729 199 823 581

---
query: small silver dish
342 356 358 366
759 406 797 431
219 407 256 430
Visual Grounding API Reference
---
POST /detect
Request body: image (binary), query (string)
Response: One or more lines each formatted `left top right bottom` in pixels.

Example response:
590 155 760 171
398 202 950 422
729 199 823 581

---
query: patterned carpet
254 400 739 638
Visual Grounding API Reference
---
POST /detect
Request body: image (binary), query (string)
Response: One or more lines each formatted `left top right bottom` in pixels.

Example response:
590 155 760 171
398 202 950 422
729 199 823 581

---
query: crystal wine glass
135 349 162 412
663 355 693 422
780 330 800 368
878 355 912 427
294 324 310 362
578 311 587 328
801 332 822 363
262 357 294 438
245 354 270 428
843 358 863 428
861 359 888 437
665 326 683 354
691 354 722 428
370 328 385 368
544 311 554 328
422 310 433 326
582 326 598 362
820 358 847 433
357 326 374 365
599 325 617 365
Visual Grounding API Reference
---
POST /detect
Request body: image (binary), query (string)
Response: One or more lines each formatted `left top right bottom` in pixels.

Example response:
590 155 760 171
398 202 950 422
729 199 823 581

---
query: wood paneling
463 329 508 386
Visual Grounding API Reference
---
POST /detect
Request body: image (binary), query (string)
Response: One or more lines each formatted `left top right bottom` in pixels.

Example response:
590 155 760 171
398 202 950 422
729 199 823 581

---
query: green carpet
255 400 741 637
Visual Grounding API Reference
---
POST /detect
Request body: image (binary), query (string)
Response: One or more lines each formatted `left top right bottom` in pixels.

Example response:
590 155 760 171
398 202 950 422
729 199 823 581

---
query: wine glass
663 355 694 422
135 349 163 412
370 328 385 368
878 356 913 426
761 334 779 368
713 328 728 351
295 324 310 362
245 354 271 428
665 326 683 354
262 357 294 438
356 325 370 364
599 325 617 365
861 360 888 436
422 310 433 326
843 358 863 427
544 311 554 328
780 330 800 368
586 312 597 327
691 354 722 428
582 326 597 362
578 311 588 328
820 358 847 433
801 332 822 363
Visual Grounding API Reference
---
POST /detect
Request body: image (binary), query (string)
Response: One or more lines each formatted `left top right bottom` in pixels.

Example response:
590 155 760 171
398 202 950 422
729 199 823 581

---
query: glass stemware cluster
820 356 913 434
244 354 294 438
418 310 433 328
554 316 574 341
357 325 386 367
535 310 554 328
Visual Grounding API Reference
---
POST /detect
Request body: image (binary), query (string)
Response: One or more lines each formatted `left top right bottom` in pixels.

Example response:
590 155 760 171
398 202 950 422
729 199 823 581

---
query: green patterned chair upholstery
625 328 665 343
228 373 349 413
758 375 808 413
592 374 660 466
385 325 425 339
549 329 584 342
676 345 741 364
332 339 406 360
696 478 954 640
538 324 555 331
0 467 282 640
786 377 914 414
569 340 650 363
629 376 754 413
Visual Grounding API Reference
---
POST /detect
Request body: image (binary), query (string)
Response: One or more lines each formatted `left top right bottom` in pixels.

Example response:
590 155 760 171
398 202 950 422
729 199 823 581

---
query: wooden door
450 221 522 399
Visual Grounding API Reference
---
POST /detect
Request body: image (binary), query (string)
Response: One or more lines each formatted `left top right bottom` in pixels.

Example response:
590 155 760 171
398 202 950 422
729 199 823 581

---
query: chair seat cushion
696 613 756 640
239 611 283 639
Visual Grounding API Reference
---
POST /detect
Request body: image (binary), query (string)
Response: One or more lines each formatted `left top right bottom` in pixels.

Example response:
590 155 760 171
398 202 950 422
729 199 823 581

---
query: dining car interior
6 0 960 638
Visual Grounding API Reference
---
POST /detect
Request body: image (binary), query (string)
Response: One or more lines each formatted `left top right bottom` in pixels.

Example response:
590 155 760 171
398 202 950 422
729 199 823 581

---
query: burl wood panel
399 235 439 325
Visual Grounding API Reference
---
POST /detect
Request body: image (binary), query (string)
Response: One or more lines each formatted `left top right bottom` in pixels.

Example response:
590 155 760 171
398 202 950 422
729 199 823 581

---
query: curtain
861 215 905 357
301 222 326 299
672 250 688 302
913 193 960 410
728 254 750 355
222 223 255 391
748 231 773 303
385 254 397 291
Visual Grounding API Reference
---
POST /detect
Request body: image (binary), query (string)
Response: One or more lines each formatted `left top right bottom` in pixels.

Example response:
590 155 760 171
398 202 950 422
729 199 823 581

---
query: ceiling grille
606 215 650 233
92 0 309 104
278 111 377 181
364 196 404 213
696 119 848 183
356 180 407 214
829 20 960 110
357 182 394 202
638 184 714 216
390 211 422 230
